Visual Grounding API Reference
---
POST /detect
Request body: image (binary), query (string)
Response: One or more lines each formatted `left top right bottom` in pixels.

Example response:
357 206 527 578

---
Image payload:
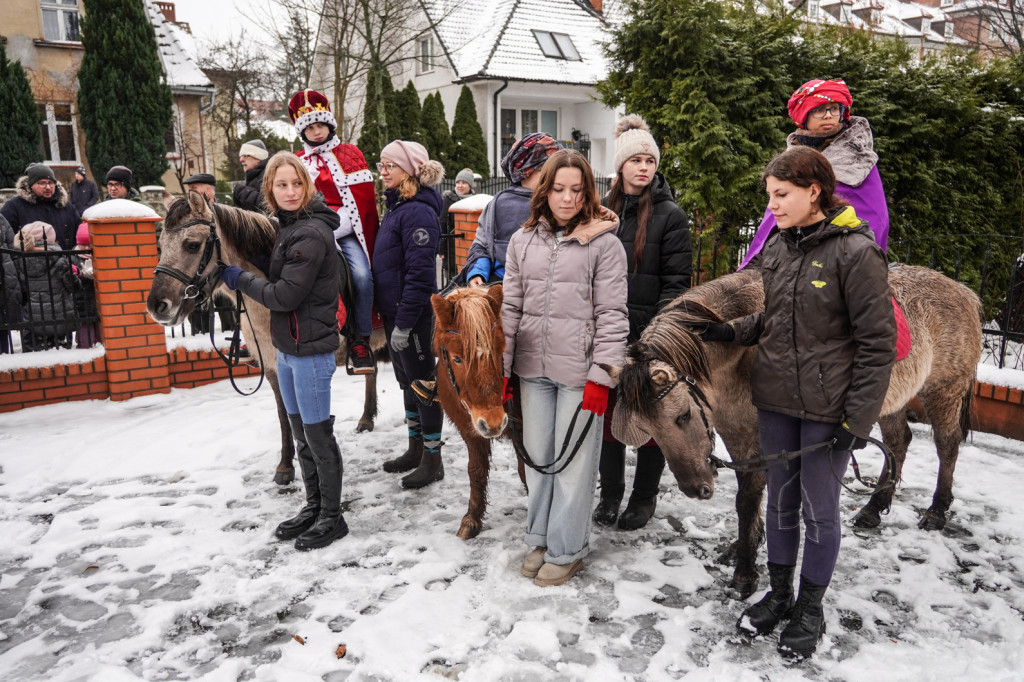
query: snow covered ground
1 365 1022 681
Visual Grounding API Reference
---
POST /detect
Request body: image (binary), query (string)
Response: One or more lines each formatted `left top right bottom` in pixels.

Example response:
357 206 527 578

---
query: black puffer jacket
731 206 896 437
234 197 341 356
15 241 80 337
1 214 23 325
0 177 81 250
603 173 692 341
233 159 268 212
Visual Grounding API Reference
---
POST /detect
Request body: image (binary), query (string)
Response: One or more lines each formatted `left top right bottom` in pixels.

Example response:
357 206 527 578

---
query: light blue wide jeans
519 376 603 565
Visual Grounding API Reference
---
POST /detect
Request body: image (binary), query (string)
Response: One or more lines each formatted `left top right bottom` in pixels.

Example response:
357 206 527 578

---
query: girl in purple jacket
501 150 629 587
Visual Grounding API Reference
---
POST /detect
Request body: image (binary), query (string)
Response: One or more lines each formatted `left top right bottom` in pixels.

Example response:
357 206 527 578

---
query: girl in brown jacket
502 150 629 587
700 146 895 659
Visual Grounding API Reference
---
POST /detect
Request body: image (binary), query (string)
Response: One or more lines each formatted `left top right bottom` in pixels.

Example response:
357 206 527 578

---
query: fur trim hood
15 175 72 208
788 116 878 188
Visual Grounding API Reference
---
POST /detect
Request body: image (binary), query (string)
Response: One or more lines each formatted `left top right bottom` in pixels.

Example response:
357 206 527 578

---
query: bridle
153 218 222 306
438 329 472 415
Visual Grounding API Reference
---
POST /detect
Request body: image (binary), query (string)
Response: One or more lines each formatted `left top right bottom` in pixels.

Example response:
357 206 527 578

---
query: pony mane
446 289 498 363
163 197 277 263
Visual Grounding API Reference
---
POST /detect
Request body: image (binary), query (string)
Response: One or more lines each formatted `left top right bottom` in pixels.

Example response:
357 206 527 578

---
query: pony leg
267 369 296 485
458 437 492 540
916 385 971 530
723 468 766 600
356 372 377 433
854 411 910 529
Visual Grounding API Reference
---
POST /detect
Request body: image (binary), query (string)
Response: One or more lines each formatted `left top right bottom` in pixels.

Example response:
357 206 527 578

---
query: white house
400 0 624 177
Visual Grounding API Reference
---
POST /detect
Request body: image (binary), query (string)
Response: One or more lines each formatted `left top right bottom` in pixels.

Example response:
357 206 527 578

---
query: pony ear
485 284 503 315
431 293 454 328
186 190 209 216
599 363 621 382
611 394 653 447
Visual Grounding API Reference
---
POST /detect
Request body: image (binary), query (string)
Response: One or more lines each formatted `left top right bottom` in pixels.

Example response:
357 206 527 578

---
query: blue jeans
277 351 336 424
338 235 373 337
519 376 602 565
758 409 852 586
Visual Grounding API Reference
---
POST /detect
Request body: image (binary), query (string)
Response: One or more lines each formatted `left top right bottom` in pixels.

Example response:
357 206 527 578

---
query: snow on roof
449 194 494 211
424 0 612 85
801 0 961 44
83 199 160 220
144 1 214 92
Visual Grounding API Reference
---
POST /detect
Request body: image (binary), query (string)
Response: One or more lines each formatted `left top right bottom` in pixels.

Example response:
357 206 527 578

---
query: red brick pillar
450 207 484 273
86 205 171 401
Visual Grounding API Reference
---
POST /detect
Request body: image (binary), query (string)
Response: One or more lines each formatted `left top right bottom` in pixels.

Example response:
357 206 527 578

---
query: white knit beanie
613 114 660 173
239 139 269 161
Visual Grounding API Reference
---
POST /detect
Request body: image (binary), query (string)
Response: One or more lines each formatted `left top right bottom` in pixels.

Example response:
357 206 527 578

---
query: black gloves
697 321 735 343
831 422 867 451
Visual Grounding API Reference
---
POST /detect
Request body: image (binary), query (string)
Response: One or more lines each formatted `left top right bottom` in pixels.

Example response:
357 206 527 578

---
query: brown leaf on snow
335 644 347 659
292 635 305 645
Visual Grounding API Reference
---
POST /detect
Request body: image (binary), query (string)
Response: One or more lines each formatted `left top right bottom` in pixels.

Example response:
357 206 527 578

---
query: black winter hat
26 163 56 187
106 166 133 188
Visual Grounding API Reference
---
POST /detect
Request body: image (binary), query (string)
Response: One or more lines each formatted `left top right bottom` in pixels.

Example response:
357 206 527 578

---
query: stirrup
411 379 439 405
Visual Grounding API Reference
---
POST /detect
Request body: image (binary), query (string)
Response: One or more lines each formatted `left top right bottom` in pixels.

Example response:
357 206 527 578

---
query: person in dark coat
70 167 99 215
0 163 81 250
219 152 349 552
13 223 81 351
701 146 895 660
233 139 269 212
372 139 447 489
593 114 693 532
103 166 143 203
1 214 23 354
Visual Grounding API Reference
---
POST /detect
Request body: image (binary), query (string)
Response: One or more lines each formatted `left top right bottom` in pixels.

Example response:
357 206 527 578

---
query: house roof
144 1 214 93
422 0 616 85
797 0 962 45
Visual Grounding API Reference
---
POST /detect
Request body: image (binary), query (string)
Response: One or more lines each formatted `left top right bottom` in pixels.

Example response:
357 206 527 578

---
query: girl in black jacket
594 115 693 531
219 152 348 552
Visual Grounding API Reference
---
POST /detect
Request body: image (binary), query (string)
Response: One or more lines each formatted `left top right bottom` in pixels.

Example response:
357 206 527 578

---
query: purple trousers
758 409 851 587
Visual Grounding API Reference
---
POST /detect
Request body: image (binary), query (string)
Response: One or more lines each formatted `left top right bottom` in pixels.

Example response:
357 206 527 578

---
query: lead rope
208 286 265 396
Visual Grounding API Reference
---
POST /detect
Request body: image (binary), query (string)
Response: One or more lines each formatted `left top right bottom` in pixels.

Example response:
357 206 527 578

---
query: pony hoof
457 517 482 540
355 420 375 433
853 508 882 528
918 510 947 531
274 469 295 486
725 576 759 601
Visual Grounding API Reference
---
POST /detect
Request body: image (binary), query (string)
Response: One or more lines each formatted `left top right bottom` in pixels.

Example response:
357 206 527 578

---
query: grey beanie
26 163 56 187
239 139 269 161
455 168 475 190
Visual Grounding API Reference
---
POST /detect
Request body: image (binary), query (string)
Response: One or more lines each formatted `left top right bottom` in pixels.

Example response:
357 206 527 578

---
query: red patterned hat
787 79 852 129
288 89 337 135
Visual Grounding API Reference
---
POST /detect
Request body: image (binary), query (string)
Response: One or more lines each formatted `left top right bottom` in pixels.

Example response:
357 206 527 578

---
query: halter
152 218 223 306
439 329 471 415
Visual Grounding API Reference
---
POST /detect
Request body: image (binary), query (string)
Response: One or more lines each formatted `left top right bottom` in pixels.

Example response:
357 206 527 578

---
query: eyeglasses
376 162 398 172
809 104 843 119
33 180 56 188
106 181 124 188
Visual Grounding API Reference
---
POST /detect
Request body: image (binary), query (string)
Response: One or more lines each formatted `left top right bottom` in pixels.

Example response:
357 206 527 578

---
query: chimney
156 2 177 24
590 0 603 13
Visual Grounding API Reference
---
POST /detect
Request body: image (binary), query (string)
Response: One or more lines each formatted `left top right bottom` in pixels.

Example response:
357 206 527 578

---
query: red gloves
502 377 513 403
582 381 609 416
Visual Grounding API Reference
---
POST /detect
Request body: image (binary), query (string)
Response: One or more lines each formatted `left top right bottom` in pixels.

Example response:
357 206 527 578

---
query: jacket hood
279 195 339 233
15 176 71 208
788 116 877 187
540 205 619 245
786 205 872 248
386 186 443 214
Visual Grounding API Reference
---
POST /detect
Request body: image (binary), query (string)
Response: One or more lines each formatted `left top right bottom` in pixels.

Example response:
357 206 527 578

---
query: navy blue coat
372 186 442 330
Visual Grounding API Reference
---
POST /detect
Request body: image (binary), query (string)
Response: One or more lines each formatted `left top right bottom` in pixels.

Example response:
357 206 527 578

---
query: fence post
449 204 485 274
85 202 171 401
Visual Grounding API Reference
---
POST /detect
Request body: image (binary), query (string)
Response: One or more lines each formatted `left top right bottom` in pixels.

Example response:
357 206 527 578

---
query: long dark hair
761 146 848 215
523 149 601 236
606 173 654 268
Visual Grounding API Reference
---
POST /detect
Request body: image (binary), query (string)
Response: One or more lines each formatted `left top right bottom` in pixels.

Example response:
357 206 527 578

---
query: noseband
654 370 717 458
153 218 222 306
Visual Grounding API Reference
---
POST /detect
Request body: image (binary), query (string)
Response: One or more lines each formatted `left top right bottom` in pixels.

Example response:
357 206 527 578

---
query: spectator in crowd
234 139 270 212
290 89 379 375
593 114 693 532
13 222 81 352
104 166 143 202
372 140 447 489
439 167 476 281
0 163 81 250
218 152 349 551
181 173 217 203
72 222 100 349
501 149 629 587
700 147 895 660
740 78 889 269
1 214 23 354
70 166 100 215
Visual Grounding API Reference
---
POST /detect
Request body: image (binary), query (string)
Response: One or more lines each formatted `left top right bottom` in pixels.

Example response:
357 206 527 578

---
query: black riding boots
593 441 626 526
383 436 423 473
294 417 349 551
275 414 320 540
737 562 796 636
777 576 828 659
617 445 665 530
401 442 444 489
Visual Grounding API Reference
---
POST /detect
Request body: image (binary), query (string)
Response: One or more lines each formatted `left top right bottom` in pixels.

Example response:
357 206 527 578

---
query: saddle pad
336 294 347 332
893 296 911 362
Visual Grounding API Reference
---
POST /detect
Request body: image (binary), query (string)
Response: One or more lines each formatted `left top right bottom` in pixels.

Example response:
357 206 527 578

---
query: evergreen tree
421 92 454 173
0 43 42 187
358 64 395 168
450 85 489 177
77 0 173 185
391 81 423 142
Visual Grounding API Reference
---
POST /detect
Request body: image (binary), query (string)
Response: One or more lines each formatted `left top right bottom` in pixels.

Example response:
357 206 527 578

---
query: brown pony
147 192 386 483
430 285 513 539
609 265 982 599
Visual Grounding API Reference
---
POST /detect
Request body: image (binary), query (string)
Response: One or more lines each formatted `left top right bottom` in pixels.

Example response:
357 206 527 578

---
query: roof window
532 30 581 61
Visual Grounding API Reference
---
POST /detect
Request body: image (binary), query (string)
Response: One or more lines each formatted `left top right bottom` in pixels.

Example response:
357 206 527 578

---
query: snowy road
1 365 1022 681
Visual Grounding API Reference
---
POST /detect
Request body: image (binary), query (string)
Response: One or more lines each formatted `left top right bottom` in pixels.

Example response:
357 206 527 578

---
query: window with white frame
532 31 581 61
940 0 953 6
921 17 931 34
417 36 434 75
38 102 80 164
989 22 1002 40
500 107 558 156
40 0 80 42
807 0 820 19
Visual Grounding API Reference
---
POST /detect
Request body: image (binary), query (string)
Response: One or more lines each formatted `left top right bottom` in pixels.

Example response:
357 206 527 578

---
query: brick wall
0 359 108 412
973 381 1024 442
450 207 483 273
